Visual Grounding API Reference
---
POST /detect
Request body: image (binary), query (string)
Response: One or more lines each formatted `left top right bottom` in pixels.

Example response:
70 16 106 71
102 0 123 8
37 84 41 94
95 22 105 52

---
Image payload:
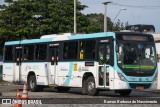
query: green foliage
0 0 126 42
86 13 113 33
112 19 127 31
0 0 89 40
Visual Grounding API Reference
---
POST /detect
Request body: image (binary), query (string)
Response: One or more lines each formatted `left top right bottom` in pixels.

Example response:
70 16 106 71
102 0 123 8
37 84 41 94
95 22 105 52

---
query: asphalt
0 80 160 94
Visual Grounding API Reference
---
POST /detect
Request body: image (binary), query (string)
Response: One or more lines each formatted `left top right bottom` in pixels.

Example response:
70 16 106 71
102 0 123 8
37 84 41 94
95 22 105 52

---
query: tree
0 0 89 41
86 13 113 33
112 19 126 31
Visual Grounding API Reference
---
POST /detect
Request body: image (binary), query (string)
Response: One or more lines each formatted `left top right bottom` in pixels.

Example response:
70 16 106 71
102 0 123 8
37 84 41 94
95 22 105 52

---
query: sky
0 0 160 32
79 0 160 32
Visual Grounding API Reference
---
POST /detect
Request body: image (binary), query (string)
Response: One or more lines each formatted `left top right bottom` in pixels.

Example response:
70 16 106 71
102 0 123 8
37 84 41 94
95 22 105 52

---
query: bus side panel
113 72 129 90
57 62 96 87
3 63 14 82
21 62 49 85
69 62 97 87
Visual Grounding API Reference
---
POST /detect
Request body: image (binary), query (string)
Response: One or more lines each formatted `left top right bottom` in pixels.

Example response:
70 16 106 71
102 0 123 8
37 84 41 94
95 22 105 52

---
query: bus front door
49 47 59 85
14 47 22 83
98 43 110 88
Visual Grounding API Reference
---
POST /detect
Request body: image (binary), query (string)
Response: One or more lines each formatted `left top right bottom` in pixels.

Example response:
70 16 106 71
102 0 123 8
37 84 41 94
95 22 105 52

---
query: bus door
14 46 22 82
49 44 59 85
98 39 113 88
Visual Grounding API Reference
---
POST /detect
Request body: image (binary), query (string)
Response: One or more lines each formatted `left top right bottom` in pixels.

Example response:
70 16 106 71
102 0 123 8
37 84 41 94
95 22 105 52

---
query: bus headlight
153 73 158 82
118 73 126 81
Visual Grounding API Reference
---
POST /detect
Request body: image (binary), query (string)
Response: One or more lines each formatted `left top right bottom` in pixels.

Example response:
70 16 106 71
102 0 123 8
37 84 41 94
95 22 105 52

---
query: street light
102 1 112 32
113 8 126 23
74 0 76 33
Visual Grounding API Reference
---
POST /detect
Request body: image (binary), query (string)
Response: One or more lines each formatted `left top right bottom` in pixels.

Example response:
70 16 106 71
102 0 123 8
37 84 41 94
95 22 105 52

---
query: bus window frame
61 39 98 62
16 43 48 62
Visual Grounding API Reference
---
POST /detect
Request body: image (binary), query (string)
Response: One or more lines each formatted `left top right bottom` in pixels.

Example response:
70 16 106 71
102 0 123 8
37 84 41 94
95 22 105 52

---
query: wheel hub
30 80 35 89
88 81 95 92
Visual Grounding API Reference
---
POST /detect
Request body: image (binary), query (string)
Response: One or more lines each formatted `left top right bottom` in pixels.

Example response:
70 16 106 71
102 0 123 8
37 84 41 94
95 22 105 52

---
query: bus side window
63 42 78 60
35 44 47 60
79 41 85 59
85 40 96 59
23 48 28 60
24 45 34 61
39 44 47 60
79 40 96 60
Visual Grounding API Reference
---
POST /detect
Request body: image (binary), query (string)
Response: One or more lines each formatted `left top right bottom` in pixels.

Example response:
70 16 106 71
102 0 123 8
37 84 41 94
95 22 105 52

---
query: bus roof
5 32 115 45
5 32 152 46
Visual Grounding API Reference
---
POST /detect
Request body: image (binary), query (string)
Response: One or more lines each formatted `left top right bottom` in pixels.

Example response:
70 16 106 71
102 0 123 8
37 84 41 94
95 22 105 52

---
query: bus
126 24 155 33
3 32 158 96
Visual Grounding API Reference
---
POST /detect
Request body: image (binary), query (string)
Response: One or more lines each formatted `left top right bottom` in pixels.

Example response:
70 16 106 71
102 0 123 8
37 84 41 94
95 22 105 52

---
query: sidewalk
0 84 23 92
0 78 20 86
142 89 160 93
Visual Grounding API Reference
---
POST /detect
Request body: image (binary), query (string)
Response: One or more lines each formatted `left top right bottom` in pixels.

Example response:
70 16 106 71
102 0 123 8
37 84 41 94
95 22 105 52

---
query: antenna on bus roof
40 33 76 39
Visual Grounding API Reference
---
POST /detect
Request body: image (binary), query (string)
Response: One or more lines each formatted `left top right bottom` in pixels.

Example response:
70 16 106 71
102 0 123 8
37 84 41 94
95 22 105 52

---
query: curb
0 81 19 86
0 83 15 86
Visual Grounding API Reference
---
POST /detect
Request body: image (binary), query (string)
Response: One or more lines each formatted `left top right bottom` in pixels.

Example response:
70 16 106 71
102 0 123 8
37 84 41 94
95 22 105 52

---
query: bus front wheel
28 75 39 92
86 76 99 96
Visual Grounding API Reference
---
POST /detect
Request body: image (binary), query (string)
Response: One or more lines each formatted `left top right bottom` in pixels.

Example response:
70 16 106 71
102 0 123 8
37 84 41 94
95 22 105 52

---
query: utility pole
102 1 112 32
74 0 77 33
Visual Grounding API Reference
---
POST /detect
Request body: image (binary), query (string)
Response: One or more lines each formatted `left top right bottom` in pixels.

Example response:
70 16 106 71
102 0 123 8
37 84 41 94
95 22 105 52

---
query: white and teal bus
3 32 158 96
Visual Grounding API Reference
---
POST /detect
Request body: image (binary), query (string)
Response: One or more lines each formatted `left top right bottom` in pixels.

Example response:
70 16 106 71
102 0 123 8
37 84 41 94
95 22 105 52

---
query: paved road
0 85 160 107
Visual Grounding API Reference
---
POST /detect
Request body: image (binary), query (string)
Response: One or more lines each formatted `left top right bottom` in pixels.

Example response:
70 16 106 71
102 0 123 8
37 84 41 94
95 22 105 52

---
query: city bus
3 32 158 96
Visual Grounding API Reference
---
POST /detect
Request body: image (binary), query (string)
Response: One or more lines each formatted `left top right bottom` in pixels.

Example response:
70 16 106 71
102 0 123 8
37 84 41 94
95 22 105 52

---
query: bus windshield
116 42 156 76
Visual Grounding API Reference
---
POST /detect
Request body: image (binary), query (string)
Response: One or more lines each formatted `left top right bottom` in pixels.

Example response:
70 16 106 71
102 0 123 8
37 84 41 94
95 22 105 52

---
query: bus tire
28 75 39 92
86 76 99 96
118 90 132 96
56 87 70 92
82 80 87 95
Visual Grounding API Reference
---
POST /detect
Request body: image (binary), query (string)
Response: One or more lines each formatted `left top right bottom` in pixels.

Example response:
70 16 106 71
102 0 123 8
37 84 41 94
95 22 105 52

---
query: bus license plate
136 86 144 90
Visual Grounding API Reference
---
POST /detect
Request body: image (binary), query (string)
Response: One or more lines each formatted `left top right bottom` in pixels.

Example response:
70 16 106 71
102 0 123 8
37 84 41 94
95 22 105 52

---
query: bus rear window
5 46 13 62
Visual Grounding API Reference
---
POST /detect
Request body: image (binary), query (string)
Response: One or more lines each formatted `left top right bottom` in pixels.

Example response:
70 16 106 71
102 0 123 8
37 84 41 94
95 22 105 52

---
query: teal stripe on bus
64 62 73 86
5 38 53 45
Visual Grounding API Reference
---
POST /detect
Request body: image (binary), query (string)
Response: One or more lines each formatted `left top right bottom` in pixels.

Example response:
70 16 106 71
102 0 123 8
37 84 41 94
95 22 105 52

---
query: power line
112 3 160 9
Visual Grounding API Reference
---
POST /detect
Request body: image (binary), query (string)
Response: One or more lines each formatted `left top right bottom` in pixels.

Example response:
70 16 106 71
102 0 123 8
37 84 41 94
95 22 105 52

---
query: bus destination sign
122 35 148 41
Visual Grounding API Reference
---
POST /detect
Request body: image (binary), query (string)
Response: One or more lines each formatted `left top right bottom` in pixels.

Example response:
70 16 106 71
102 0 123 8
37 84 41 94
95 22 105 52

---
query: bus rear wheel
28 75 39 92
86 76 99 96
118 90 132 96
